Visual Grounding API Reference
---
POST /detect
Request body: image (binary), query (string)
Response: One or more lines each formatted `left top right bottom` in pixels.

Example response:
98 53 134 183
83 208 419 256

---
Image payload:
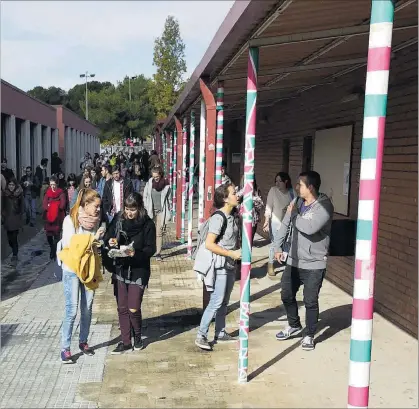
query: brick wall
251 46 418 336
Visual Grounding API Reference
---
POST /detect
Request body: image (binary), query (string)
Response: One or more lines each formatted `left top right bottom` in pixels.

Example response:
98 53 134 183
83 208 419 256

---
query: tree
66 81 112 116
27 86 67 105
149 15 187 119
86 75 156 143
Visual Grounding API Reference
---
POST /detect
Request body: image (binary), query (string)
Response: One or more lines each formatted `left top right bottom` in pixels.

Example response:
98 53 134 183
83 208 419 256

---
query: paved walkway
0 223 417 408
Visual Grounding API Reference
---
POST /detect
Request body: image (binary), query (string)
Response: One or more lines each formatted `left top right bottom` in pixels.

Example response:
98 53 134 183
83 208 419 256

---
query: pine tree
150 16 187 119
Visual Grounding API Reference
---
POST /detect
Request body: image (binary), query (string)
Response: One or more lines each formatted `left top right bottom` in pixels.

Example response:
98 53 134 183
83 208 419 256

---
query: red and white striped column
348 1 394 408
215 82 224 188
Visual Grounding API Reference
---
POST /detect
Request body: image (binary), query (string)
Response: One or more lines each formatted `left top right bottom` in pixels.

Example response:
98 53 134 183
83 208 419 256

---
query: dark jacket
2 167 15 183
51 156 62 175
20 174 40 199
102 178 133 219
35 166 48 187
2 186 24 231
103 212 156 286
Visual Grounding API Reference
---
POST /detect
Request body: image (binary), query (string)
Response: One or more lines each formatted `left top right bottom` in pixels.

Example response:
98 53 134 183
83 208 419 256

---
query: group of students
58 163 333 362
193 170 334 352
53 152 173 362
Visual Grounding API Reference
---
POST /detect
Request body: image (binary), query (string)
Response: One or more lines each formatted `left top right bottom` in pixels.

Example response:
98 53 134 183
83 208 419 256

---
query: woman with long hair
104 193 156 354
70 175 93 208
263 172 295 276
143 166 171 261
60 188 105 363
43 175 66 260
2 177 24 264
66 173 77 210
195 183 242 351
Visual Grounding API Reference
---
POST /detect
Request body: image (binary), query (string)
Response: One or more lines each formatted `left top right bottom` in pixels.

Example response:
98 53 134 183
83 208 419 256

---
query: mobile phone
280 252 288 262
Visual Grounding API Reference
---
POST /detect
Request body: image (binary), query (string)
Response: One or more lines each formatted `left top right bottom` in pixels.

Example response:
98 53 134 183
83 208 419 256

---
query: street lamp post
80 71 95 120
127 75 137 140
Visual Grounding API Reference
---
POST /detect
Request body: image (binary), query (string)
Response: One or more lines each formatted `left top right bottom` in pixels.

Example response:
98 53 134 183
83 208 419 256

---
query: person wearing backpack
194 183 242 351
43 175 66 260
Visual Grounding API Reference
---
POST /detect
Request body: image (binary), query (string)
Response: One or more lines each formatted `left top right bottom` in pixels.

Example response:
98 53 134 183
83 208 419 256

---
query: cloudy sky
1 1 234 92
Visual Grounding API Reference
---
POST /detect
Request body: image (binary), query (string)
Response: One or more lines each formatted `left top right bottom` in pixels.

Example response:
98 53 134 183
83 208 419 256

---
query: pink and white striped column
348 1 394 408
215 82 224 188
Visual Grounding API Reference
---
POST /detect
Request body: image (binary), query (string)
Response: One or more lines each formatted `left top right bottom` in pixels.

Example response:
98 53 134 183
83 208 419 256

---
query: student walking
2 178 23 264
58 188 105 363
43 176 66 260
143 167 171 261
104 193 156 354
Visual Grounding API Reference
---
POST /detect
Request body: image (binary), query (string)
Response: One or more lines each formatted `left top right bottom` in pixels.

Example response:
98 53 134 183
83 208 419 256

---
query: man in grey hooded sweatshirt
274 170 334 351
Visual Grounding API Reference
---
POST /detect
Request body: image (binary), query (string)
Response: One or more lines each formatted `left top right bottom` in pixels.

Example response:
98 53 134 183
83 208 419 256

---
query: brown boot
267 263 275 276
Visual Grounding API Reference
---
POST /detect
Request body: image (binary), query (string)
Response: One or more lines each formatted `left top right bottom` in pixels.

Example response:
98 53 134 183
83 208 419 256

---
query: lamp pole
127 75 137 140
79 71 95 120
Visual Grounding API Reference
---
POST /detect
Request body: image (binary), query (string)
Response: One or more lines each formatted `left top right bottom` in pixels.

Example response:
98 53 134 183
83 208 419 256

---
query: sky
1 0 234 92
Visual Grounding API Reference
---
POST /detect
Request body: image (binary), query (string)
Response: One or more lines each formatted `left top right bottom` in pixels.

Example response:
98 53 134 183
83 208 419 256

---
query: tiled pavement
1 222 417 408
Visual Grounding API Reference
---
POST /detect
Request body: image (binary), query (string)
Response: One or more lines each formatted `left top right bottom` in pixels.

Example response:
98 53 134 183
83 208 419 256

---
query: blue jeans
269 219 281 263
198 270 235 338
61 270 95 350
24 195 36 224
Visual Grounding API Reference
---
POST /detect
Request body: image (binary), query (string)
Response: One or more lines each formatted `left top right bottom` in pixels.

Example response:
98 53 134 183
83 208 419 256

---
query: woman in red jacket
43 175 66 260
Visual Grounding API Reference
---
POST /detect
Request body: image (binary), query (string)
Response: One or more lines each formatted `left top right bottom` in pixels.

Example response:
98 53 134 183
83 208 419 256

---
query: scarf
45 187 63 200
78 206 100 231
152 178 169 192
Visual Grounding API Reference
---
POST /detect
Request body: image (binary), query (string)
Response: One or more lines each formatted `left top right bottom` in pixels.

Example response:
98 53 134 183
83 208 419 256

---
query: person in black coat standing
103 193 156 354
102 165 133 225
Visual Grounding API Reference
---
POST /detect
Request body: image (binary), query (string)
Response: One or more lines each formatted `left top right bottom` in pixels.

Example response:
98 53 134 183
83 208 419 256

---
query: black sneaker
61 349 74 364
134 335 144 351
275 326 303 340
111 342 133 355
79 342 95 356
195 335 212 351
301 336 315 351
30 223 34 227
214 332 238 343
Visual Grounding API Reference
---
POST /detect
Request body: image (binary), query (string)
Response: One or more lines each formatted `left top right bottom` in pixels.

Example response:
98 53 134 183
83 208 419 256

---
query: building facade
1 80 100 178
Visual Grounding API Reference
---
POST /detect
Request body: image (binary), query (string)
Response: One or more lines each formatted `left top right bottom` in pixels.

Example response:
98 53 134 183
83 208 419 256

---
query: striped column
238 47 259 384
181 117 188 244
187 111 196 258
162 132 167 175
168 131 173 192
215 82 224 188
198 99 206 230
172 130 178 222
348 1 394 408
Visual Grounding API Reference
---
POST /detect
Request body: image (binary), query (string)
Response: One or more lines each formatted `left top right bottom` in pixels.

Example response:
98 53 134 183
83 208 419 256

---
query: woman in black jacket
104 192 156 354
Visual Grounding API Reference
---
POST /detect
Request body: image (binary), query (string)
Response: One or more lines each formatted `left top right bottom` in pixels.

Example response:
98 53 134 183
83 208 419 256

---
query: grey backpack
191 211 228 260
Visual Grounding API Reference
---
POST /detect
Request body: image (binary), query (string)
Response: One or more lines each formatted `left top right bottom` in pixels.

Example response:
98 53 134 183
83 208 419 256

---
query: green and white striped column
348 1 394 408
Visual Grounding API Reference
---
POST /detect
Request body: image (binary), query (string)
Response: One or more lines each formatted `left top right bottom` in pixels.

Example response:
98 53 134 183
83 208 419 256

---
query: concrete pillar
5 115 17 175
65 127 71 175
33 123 43 168
74 129 80 172
20 120 31 169
44 126 52 175
52 128 59 155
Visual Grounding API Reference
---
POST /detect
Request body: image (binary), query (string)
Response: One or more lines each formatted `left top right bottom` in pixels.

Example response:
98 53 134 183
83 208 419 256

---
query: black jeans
280 265 325 337
7 230 19 256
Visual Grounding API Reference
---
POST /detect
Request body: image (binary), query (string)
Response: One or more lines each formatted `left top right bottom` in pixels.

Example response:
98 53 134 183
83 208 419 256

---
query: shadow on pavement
248 303 353 381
